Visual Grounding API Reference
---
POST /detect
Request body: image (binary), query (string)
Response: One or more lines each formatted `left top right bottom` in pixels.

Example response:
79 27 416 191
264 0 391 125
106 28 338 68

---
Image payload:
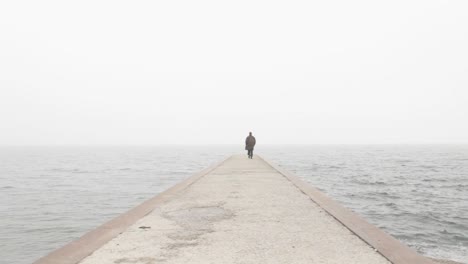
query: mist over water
0 145 467 264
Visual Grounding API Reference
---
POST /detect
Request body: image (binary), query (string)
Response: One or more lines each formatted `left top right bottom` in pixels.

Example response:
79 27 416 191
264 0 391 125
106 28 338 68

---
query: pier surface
36 154 435 264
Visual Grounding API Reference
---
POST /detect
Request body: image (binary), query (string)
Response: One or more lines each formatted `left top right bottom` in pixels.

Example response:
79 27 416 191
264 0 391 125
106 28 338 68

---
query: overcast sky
1 0 467 145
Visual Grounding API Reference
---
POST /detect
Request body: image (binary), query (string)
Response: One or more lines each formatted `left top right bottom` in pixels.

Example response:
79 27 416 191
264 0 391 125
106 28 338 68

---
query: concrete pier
35 155 435 264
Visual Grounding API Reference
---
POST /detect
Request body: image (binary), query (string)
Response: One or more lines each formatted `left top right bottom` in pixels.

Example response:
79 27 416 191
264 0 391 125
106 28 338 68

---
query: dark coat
245 135 256 150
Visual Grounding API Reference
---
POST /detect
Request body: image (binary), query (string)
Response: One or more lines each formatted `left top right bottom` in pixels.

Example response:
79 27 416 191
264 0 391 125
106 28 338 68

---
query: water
0 145 467 264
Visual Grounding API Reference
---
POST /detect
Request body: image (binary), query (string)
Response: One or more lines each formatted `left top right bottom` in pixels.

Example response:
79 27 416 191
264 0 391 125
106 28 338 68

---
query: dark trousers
247 149 253 158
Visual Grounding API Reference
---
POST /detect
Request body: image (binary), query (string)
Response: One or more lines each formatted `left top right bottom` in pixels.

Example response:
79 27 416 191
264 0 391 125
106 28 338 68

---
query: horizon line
1 143 468 147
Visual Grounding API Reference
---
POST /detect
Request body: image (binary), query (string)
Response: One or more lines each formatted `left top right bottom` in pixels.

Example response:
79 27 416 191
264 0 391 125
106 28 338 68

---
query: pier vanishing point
35 155 436 264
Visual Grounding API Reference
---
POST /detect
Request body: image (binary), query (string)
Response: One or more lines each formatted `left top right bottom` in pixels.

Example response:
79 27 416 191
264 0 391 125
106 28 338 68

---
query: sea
0 145 467 264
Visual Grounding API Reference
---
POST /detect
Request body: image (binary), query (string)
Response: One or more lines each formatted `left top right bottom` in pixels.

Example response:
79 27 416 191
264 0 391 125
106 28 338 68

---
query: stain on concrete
164 241 199 250
163 205 234 230
167 230 205 241
114 257 156 264
158 205 234 261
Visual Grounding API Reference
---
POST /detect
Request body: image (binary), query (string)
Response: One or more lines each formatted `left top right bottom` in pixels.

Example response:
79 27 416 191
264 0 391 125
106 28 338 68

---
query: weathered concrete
37 154 436 264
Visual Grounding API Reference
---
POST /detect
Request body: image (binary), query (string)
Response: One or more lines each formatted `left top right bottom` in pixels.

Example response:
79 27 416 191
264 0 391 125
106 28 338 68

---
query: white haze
1 0 467 145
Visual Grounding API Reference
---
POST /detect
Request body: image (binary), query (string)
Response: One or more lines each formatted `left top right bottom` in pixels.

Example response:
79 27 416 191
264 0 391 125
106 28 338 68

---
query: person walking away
245 132 256 159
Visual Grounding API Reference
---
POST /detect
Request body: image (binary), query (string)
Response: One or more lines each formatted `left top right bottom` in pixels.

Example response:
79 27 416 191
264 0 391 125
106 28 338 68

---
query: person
245 132 256 159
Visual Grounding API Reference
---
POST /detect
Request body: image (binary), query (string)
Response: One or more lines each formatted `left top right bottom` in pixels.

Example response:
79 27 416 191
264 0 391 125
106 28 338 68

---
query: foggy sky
1 0 467 145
